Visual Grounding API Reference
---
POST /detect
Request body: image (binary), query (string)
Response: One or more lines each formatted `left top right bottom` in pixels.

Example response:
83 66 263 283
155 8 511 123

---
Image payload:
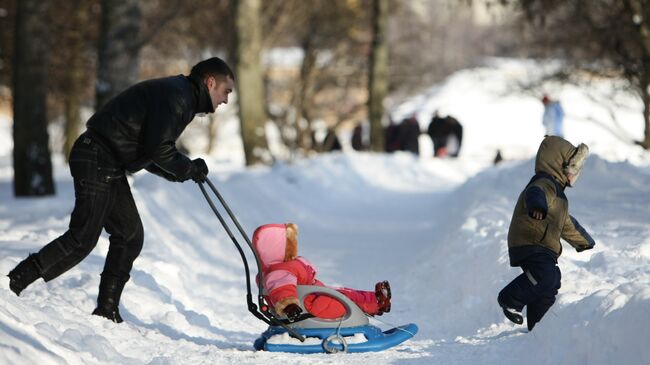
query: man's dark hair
190 57 235 81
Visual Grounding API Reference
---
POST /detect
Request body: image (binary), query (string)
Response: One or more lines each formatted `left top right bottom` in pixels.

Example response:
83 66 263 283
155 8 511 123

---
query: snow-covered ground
1 59 650 364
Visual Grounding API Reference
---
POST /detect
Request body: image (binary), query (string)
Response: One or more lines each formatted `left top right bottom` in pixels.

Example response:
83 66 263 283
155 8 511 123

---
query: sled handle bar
197 177 306 342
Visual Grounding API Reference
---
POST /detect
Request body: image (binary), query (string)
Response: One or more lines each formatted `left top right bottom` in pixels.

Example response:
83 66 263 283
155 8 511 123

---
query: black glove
283 303 303 321
190 158 208 183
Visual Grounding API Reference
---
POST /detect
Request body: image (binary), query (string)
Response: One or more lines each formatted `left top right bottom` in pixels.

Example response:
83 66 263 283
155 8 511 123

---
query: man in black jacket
7 57 234 323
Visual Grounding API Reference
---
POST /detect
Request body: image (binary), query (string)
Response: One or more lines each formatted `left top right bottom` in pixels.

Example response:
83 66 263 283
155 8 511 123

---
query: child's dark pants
498 253 561 330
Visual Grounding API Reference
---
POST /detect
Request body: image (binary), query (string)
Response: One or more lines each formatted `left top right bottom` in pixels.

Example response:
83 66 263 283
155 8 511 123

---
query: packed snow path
1 151 649 364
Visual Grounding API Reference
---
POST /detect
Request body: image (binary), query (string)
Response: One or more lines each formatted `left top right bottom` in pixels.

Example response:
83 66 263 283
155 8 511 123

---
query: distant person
426 111 463 157
384 117 401 153
398 115 421 155
322 129 342 152
497 136 594 331
7 57 235 323
541 94 565 137
351 123 365 151
493 149 503 165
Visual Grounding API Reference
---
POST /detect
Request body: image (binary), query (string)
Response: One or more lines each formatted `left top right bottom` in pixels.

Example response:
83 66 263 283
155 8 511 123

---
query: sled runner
198 178 418 354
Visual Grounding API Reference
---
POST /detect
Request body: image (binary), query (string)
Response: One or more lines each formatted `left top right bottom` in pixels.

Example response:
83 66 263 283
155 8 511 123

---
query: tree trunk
234 0 269 165
12 0 55 197
641 81 650 148
96 0 142 110
206 116 218 154
62 0 87 161
293 37 317 154
367 0 389 152
627 0 650 149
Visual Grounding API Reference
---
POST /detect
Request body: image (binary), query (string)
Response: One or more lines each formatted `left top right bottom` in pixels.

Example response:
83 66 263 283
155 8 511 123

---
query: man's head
190 57 235 111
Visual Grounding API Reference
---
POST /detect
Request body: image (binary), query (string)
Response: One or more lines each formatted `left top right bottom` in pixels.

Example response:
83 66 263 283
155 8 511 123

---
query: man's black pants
34 132 143 284
498 253 561 330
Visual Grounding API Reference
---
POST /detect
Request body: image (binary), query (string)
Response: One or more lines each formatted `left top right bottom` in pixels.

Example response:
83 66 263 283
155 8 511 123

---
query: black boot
7 254 42 296
92 276 126 323
498 295 524 325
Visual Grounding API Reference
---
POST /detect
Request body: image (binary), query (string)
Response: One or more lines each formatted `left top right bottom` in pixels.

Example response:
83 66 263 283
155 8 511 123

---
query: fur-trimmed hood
535 136 589 187
252 223 298 270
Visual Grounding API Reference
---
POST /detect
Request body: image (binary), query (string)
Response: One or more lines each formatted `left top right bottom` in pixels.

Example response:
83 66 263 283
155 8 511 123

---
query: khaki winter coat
507 136 594 266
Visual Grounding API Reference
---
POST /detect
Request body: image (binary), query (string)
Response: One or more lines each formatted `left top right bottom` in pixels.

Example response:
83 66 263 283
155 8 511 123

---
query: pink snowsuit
252 224 379 319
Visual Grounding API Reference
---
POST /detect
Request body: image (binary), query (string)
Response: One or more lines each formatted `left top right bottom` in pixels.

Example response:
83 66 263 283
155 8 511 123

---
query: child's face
567 174 576 186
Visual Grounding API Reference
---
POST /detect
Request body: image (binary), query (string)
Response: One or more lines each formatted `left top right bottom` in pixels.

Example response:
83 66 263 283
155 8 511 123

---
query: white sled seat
290 285 370 329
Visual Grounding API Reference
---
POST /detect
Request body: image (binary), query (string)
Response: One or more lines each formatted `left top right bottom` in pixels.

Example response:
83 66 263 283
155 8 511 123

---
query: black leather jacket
86 74 213 181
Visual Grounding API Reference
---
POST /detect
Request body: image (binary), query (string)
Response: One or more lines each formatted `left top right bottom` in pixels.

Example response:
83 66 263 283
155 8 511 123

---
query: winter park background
2 59 650 364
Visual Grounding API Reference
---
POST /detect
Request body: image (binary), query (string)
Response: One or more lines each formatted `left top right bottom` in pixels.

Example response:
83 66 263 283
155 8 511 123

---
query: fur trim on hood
564 142 589 186
284 223 298 261
252 223 299 270
535 136 589 187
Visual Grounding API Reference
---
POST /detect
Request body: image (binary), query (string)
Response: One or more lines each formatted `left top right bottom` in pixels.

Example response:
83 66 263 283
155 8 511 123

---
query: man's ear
204 76 214 89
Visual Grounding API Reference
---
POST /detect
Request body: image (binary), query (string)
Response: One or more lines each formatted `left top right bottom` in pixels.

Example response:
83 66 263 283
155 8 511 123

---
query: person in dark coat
384 118 401 153
398 115 420 155
351 123 365 151
322 129 342 152
427 111 463 157
7 57 235 323
498 136 594 331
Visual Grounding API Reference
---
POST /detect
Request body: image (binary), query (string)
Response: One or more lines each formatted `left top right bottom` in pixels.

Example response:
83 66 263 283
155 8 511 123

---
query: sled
198 178 418 354
253 285 418 353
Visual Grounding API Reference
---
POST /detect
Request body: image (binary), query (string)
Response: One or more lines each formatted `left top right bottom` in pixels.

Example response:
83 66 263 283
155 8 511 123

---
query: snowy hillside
1 59 650 364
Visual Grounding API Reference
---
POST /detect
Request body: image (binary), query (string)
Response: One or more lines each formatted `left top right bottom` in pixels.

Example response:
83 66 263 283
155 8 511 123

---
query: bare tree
49 0 98 160
234 0 269 165
261 0 370 158
368 0 389 152
96 0 142 109
507 0 650 148
12 0 54 196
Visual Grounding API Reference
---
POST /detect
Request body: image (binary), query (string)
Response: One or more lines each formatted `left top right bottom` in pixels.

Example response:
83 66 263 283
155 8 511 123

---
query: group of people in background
355 93 563 159
319 93 564 160
380 111 463 158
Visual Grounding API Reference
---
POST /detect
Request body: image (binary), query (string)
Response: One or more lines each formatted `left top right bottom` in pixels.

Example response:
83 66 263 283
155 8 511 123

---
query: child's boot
375 280 391 315
498 293 524 325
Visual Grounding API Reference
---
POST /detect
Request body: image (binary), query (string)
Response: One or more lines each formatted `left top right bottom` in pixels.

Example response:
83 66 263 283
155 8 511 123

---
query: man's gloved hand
283 303 303 321
190 158 208 183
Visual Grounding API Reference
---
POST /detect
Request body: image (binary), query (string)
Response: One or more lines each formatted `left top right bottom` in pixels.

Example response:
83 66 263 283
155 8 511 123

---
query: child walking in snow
252 223 391 320
498 136 595 331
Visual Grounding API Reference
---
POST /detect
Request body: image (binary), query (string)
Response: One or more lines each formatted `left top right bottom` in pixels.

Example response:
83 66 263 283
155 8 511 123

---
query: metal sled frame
198 178 417 353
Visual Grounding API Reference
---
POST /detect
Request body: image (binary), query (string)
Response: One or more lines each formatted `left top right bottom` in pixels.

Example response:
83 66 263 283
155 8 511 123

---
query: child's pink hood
252 224 287 270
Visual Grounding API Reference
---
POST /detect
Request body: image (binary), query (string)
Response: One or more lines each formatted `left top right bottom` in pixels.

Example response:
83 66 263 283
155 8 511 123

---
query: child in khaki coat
498 136 595 331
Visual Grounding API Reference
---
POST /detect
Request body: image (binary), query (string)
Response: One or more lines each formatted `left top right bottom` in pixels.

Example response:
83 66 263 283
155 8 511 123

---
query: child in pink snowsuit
252 223 391 320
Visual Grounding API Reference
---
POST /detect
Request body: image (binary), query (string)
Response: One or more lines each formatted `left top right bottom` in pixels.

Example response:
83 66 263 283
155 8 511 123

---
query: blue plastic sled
254 285 418 354
254 323 418 353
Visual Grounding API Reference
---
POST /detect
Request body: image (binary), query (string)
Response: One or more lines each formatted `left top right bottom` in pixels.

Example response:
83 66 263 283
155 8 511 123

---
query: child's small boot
498 293 524 325
375 280 391 315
